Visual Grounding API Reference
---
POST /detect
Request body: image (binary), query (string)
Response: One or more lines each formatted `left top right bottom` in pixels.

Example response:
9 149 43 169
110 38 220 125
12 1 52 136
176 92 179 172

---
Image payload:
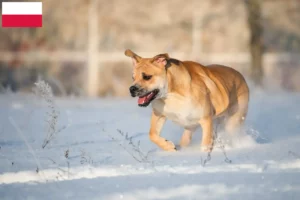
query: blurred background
0 0 300 97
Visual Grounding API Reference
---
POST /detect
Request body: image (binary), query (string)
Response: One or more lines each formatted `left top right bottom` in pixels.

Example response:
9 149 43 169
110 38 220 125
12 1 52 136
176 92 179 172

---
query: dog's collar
165 58 180 70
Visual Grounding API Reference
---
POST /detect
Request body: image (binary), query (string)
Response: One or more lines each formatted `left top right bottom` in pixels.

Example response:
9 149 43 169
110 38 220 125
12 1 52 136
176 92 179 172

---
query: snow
1 89 300 200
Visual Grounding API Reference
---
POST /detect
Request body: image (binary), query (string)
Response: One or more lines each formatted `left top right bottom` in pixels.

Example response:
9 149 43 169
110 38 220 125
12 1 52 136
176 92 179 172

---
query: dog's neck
166 61 191 96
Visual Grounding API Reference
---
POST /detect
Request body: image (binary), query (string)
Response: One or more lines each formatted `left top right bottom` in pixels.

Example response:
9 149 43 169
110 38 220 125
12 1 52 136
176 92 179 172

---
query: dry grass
33 80 67 148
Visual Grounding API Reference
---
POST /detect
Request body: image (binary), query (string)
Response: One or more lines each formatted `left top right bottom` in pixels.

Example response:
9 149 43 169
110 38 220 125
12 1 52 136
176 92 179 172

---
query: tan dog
125 49 249 152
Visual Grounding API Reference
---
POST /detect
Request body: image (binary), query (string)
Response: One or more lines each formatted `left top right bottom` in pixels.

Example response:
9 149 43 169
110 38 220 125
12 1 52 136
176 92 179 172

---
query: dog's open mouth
138 89 159 107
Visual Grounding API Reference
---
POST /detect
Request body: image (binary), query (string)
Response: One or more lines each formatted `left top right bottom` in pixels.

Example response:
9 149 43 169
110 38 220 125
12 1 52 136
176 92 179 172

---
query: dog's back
181 61 249 117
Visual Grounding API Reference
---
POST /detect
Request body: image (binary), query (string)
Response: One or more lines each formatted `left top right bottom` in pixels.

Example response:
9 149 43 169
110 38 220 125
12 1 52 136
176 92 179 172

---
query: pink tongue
138 92 155 104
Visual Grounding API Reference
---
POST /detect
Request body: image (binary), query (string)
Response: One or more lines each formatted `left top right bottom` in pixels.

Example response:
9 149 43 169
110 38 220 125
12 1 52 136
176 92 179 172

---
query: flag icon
2 2 42 28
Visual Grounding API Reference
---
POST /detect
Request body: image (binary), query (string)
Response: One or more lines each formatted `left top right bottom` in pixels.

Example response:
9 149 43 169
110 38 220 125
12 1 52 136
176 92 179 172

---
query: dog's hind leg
199 116 214 152
180 128 196 148
225 92 249 134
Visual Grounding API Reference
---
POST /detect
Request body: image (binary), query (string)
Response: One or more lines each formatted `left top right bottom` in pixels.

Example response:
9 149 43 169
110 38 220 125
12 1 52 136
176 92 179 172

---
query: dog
125 49 249 152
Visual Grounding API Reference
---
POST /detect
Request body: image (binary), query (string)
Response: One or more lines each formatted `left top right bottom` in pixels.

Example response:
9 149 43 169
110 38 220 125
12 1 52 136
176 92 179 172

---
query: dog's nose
129 86 138 94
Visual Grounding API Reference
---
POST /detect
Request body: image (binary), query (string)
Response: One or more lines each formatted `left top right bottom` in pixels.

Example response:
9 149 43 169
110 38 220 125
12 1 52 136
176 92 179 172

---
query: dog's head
125 49 170 107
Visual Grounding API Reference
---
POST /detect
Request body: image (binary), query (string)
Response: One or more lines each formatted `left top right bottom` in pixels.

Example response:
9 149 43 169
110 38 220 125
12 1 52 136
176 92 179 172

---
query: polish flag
2 2 42 28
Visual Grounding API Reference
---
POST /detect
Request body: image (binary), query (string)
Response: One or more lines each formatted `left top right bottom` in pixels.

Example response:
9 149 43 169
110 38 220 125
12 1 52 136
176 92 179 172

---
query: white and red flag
2 2 42 28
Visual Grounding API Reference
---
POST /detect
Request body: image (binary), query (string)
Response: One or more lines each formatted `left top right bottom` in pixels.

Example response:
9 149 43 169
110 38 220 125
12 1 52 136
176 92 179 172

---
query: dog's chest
152 95 203 127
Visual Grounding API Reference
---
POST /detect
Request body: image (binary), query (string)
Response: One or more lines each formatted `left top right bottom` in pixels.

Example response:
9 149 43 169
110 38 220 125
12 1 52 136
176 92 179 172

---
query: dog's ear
125 49 142 67
151 53 170 67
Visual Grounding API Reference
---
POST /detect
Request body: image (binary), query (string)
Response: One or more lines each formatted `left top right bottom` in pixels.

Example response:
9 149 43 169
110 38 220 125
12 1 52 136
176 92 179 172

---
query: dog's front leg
149 111 176 151
199 116 213 152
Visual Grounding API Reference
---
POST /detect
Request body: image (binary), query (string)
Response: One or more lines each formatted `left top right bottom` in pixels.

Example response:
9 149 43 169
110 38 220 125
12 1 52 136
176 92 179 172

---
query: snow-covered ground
1 88 300 200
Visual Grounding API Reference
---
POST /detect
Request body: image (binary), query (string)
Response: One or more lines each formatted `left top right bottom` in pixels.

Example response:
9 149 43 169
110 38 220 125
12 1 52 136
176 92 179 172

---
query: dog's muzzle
129 85 139 97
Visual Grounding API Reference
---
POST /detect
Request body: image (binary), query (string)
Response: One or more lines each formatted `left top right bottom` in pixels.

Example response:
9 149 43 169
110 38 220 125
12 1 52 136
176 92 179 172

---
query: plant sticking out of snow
104 128 154 164
288 150 300 159
33 80 66 149
117 129 151 162
65 149 69 159
64 149 70 179
80 149 94 165
201 127 232 167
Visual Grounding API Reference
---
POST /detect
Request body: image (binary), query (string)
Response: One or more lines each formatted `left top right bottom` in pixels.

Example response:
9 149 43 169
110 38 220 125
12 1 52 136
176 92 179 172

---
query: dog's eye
142 74 152 80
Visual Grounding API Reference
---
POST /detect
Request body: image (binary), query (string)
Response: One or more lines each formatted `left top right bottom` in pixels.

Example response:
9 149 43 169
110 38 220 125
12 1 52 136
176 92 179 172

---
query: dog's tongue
138 92 155 105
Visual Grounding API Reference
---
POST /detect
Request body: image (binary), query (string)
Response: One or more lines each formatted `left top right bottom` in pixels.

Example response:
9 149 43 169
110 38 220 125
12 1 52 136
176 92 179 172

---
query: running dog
125 49 249 152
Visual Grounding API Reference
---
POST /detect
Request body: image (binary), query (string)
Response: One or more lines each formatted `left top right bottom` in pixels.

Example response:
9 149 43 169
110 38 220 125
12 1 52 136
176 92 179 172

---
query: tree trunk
245 0 264 86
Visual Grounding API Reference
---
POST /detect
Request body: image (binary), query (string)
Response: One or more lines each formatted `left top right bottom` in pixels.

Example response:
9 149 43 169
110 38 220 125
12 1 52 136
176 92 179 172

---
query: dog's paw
164 140 177 152
200 145 213 152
